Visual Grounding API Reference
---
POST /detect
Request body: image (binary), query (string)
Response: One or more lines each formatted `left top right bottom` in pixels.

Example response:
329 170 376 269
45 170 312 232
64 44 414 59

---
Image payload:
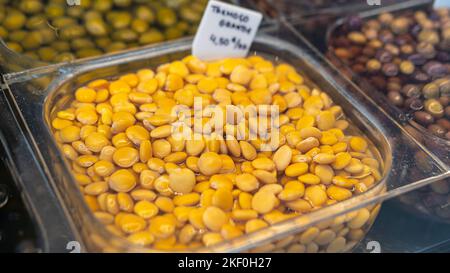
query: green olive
192 1 207 12
93 0 113 12
112 29 138 42
95 37 112 49
179 6 201 23
6 41 23 53
8 30 27 42
113 0 132 8
85 17 109 36
131 19 149 34
53 52 76 62
76 48 102 58
139 29 164 45
0 26 7 39
107 12 132 29
127 42 139 48
51 17 78 29
157 7 177 27
38 28 57 44
19 0 44 14
38 47 58 62
135 5 155 23
0 8 5 24
60 25 86 40
188 25 199 35
79 0 92 9
84 10 103 21
24 51 39 60
164 27 184 40
176 21 190 32
26 15 48 30
67 6 84 18
21 31 43 50
45 4 65 18
72 38 96 50
51 41 71 52
106 41 127 53
3 11 27 30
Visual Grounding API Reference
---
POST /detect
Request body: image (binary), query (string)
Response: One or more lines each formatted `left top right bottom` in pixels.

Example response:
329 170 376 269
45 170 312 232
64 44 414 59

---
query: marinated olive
3 11 26 30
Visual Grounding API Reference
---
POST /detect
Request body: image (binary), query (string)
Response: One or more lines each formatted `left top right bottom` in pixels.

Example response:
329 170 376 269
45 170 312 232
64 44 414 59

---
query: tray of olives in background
241 0 411 20
326 2 450 151
325 1 450 223
0 0 208 64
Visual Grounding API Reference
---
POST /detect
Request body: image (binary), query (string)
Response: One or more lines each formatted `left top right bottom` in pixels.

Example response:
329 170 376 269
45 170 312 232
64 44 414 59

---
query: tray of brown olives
326 0 450 223
326 0 450 158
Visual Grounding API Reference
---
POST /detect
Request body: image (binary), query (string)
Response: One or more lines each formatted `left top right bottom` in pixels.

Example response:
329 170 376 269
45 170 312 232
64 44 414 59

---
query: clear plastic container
1 21 449 252
312 0 450 223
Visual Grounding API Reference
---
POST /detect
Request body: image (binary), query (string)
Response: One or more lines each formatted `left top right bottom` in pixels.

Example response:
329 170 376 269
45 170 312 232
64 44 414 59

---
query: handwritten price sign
192 0 262 61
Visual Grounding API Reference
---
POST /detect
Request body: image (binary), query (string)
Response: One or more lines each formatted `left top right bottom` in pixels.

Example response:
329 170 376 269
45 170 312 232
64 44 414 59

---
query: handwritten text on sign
192 0 262 61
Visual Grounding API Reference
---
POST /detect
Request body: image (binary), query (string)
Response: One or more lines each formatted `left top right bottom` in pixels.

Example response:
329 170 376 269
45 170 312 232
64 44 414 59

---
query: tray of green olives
0 0 209 71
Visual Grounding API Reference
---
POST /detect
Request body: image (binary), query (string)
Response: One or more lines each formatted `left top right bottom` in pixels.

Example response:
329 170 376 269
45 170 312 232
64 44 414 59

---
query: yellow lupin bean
273 145 292 171
197 152 222 176
285 163 309 177
127 231 155 246
298 174 321 185
93 160 115 177
152 139 172 158
251 157 275 171
113 147 139 168
149 215 176 239
350 136 368 153
134 200 159 219
118 213 147 234
252 190 277 214
109 169 137 193
75 87 97 103
203 206 228 232
304 185 327 206
59 125 81 143
245 219 269 233
212 189 233 211
235 173 259 192
52 118 73 130
327 185 352 201
169 168 196 194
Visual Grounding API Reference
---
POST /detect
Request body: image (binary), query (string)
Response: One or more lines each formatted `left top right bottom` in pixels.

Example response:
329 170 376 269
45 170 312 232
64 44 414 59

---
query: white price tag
434 0 450 8
192 0 263 61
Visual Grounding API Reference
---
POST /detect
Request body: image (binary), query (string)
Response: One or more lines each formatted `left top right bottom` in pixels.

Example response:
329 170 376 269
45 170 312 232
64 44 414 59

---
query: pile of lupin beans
51 55 383 252
328 8 450 140
0 0 206 62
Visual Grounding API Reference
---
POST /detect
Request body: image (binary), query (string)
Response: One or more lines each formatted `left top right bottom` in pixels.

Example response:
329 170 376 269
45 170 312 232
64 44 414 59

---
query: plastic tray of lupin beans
323 0 450 223
0 21 449 252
